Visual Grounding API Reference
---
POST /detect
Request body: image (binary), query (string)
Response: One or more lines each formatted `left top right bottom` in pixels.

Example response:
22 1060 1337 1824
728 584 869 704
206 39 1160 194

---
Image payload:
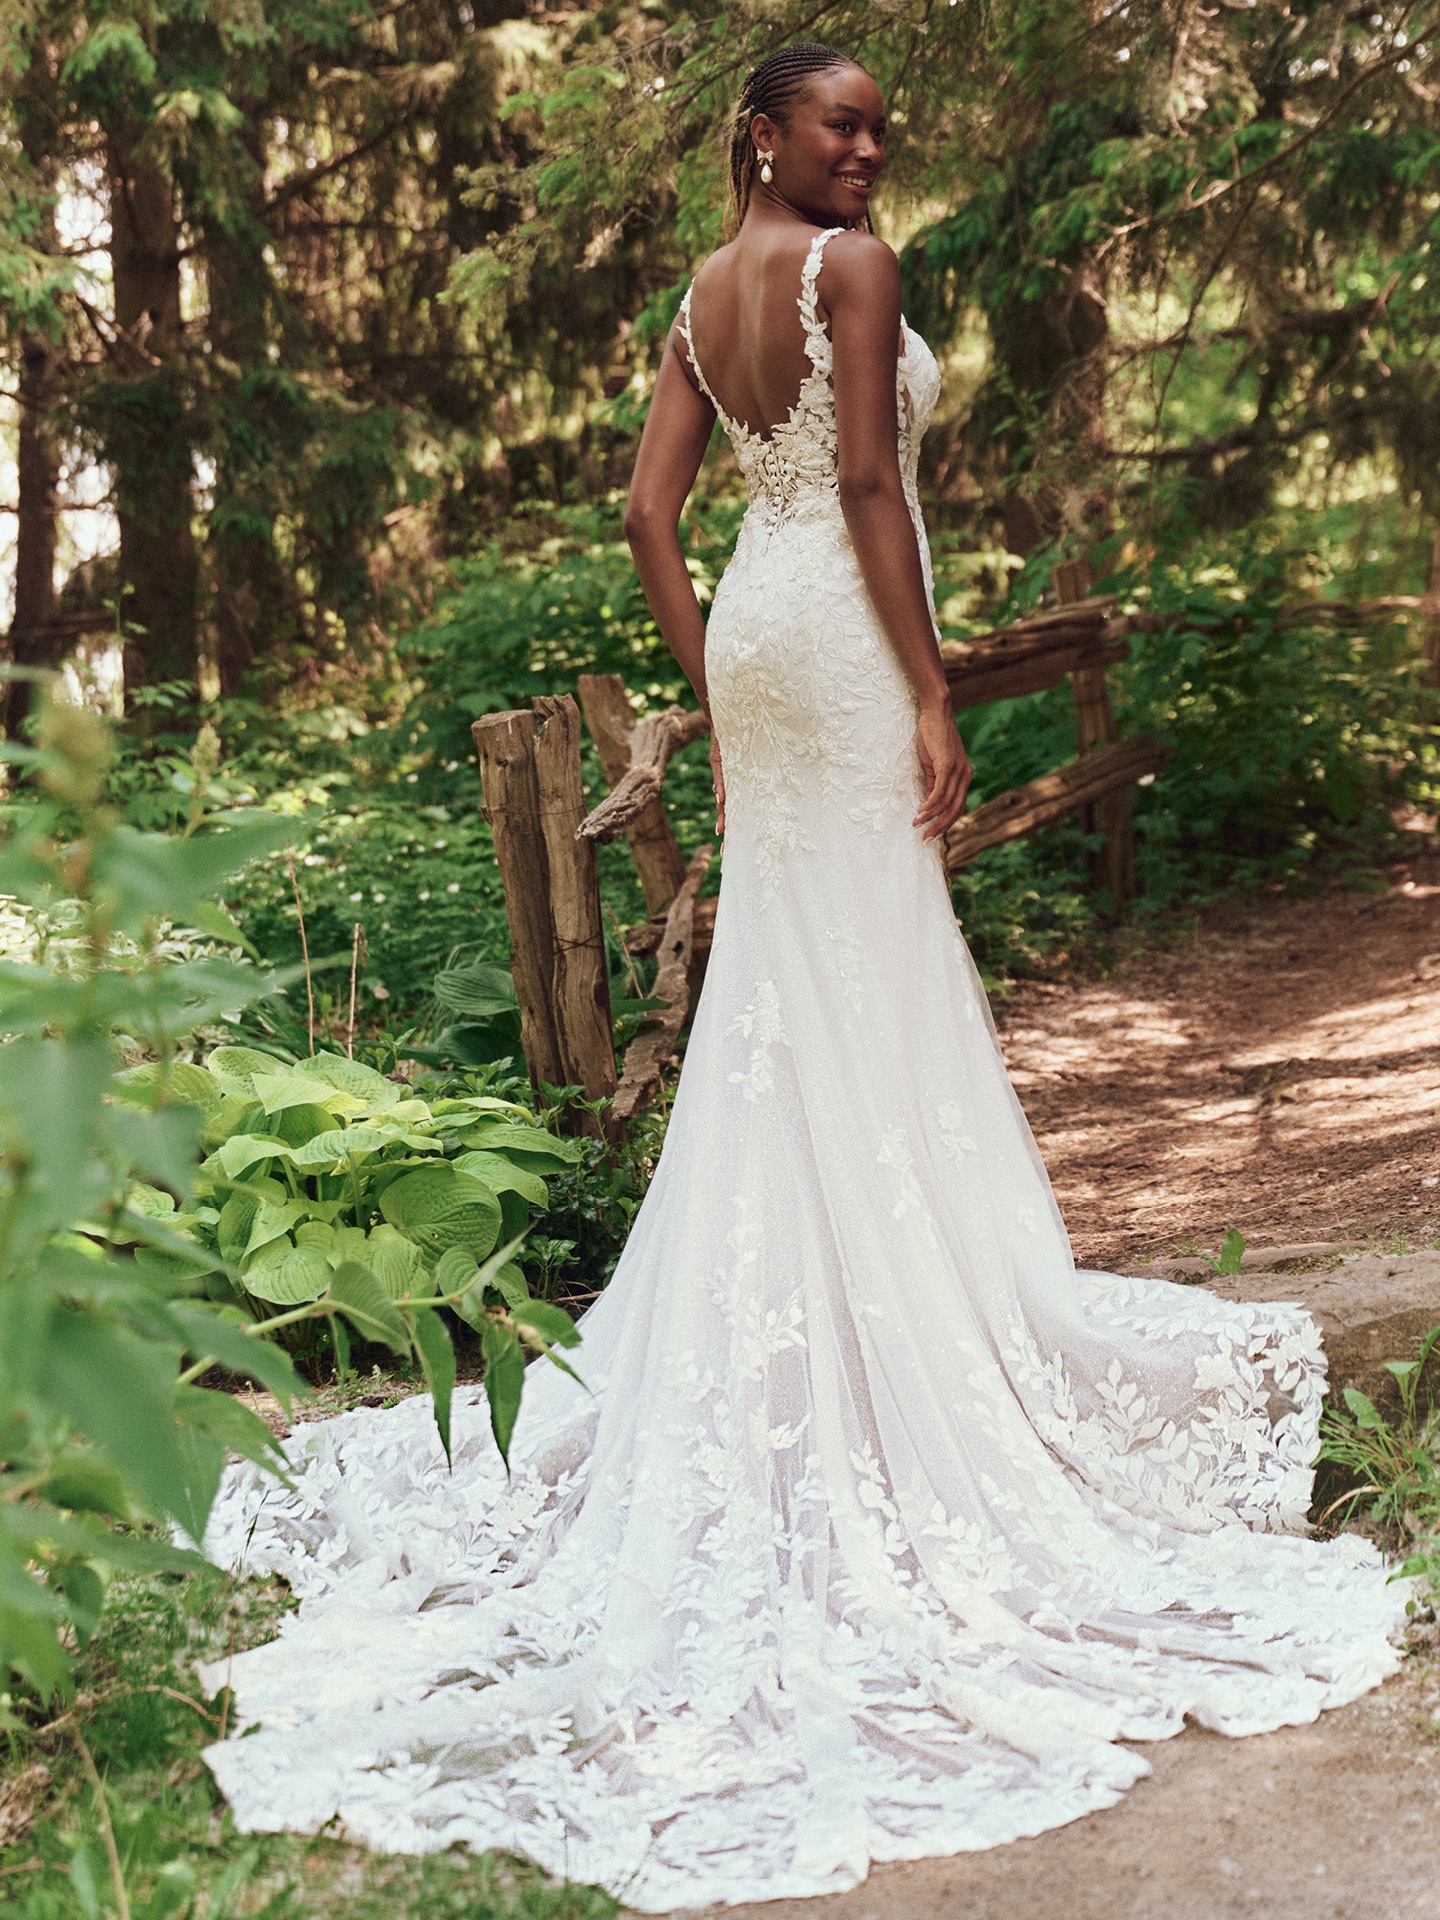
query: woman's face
754 65 887 225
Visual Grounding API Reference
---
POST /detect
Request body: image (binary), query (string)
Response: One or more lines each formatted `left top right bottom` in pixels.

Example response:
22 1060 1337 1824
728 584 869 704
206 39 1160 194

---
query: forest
1 0 1438 1913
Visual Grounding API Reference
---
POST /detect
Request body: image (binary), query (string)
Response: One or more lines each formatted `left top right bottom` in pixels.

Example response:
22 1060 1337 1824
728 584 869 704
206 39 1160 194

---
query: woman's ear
749 110 779 160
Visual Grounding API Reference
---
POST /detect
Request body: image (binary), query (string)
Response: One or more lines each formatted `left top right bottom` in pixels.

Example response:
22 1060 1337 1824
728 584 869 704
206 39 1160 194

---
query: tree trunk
203 117 292 695
106 127 198 694
5 40 64 736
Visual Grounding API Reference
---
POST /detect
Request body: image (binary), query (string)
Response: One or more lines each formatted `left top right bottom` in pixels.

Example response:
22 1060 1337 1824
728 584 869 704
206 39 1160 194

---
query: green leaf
217 1186 263 1262
1208 1228 1246 1276
411 1308 456 1466
294 1053 400 1106
362 1223 430 1299
327 1262 408 1352
1342 1387 1386 1431
244 1198 309 1260
35 1452 132 1520
55 1562 105 1648
452 1150 549 1207
169 1304 305 1403
242 1239 332 1306
379 1166 502 1261
434 1246 479 1297
37 1310 213 1538
288 1124 425 1167
487 1261 529 1309
206 1045 294 1094
271 1101 341 1148
458 1121 584 1168
512 1299 581 1349
251 1071 343 1116
481 1321 525 1469
173 1384 287 1475
114 1060 222 1119
433 962 519 1019
108 1102 204 1203
207 1133 293 1177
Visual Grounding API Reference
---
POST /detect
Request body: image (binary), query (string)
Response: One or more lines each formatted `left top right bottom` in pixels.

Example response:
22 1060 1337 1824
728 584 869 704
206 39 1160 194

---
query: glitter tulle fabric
201 229 1404 1909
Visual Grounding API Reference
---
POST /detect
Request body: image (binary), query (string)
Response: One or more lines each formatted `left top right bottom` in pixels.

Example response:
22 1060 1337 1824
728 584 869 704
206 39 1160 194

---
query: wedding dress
201 229 1406 1909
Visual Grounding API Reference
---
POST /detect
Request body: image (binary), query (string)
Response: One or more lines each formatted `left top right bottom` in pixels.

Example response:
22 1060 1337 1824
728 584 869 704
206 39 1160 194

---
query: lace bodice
677 227 941 529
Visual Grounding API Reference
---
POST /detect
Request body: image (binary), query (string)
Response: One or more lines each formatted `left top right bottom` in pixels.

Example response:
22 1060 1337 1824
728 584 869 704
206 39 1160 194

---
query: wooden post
577 672 687 913
1056 558 1135 908
531 695 617 1111
472 710 566 1092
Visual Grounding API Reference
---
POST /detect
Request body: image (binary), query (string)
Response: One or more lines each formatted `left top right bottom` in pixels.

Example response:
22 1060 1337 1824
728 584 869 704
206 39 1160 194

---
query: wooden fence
471 556 1439 1127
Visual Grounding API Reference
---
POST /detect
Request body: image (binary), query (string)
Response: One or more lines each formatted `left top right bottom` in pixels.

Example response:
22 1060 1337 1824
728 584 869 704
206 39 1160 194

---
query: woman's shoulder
816 228 899 290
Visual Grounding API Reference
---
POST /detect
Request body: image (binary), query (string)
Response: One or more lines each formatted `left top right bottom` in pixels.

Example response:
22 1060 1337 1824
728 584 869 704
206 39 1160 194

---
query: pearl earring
758 148 774 184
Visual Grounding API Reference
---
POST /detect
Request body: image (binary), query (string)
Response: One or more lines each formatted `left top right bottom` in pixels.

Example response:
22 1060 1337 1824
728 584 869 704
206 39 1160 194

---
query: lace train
200 228 1406 1908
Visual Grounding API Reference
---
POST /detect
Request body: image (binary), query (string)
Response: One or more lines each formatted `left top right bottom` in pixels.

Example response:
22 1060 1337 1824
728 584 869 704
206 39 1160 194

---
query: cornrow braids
726 42 864 233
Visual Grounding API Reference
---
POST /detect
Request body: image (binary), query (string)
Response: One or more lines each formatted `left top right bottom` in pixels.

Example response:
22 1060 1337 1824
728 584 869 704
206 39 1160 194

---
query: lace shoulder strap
798 226 846 376
676 285 725 418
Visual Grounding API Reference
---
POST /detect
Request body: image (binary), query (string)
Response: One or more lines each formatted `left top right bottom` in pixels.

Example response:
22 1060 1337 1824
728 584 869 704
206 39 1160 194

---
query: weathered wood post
473 709 566 1092
473 698 616 1121
1056 557 1135 908
531 695 616 1110
577 673 688 914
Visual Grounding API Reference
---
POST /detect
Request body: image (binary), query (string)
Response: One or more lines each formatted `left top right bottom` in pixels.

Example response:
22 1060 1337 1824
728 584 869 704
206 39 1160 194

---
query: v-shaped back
677 227 939 529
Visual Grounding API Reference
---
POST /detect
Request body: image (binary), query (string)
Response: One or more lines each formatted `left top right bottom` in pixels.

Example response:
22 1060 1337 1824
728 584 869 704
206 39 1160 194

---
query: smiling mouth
837 173 875 192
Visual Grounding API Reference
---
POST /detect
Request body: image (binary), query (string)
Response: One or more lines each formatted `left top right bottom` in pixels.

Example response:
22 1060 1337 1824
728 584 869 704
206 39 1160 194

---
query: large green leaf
364 1223 430 1299
244 1198 309 1260
271 1101 341 1148
294 1053 400 1107
242 1239 332 1305
113 1059 222 1119
457 1121 584 1168
433 961 519 1019
379 1166 502 1261
327 1262 408 1352
453 1149 548 1207
107 1102 204 1203
206 1045 294 1094
206 1132 293 1178
173 1383 287 1475
251 1071 347 1117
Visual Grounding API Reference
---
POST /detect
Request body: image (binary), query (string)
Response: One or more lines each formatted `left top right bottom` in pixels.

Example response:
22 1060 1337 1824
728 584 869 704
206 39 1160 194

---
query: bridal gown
201 229 1406 1908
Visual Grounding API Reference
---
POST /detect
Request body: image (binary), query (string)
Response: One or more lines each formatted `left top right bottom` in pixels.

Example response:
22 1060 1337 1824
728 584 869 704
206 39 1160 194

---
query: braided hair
726 42 865 232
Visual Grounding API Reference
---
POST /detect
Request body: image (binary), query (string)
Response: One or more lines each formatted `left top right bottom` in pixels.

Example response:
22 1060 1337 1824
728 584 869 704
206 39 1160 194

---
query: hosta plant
120 1043 588 1459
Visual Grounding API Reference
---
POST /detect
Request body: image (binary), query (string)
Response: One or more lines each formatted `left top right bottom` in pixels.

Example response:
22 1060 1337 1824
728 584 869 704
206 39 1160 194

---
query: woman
202 44 1405 1910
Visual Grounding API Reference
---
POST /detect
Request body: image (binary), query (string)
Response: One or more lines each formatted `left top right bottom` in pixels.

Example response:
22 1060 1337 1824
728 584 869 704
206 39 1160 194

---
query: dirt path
999 853 1440 1270
708 1652 1440 1920
676 861 1440 1920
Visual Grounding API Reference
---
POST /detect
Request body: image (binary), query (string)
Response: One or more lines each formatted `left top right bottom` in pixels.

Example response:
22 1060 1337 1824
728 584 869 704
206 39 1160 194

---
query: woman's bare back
681 226 902 442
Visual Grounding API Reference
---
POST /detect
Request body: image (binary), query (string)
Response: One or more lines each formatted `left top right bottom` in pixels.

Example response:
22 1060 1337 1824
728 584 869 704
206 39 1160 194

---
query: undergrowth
1318 1325 1440 1609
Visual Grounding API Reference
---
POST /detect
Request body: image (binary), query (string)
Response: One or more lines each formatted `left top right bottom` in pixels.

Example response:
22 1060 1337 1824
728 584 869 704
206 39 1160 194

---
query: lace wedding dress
202 230 1405 1909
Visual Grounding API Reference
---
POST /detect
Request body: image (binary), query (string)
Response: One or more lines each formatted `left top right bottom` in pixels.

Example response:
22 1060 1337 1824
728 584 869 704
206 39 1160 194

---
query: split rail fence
472 552 1440 1131
472 560 1172 1132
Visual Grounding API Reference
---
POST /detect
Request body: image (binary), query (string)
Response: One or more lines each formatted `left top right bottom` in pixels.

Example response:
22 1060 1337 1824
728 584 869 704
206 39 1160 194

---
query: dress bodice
677 227 941 530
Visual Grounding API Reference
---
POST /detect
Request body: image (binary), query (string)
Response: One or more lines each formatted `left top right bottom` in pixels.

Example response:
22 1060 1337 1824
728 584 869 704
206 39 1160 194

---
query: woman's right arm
824 234 972 842
624 330 718 718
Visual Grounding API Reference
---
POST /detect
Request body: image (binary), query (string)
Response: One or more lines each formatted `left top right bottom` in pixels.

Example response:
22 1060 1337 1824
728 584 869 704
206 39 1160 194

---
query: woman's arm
824 234 972 842
624 331 718 717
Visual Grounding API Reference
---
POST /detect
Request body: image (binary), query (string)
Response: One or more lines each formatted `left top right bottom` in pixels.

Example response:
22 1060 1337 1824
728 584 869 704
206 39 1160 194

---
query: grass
0 1575 619 1920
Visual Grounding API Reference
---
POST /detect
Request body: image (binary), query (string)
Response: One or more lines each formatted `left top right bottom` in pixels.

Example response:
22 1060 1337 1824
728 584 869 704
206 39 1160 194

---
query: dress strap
798 226 845 376
676 285 726 420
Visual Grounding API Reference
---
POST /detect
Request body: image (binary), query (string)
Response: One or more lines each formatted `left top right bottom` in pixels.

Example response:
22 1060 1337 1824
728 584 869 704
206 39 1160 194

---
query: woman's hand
913 700 972 843
710 731 727 835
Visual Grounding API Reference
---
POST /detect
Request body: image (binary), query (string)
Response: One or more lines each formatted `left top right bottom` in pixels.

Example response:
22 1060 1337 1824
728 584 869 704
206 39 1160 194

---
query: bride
202 43 1405 1910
